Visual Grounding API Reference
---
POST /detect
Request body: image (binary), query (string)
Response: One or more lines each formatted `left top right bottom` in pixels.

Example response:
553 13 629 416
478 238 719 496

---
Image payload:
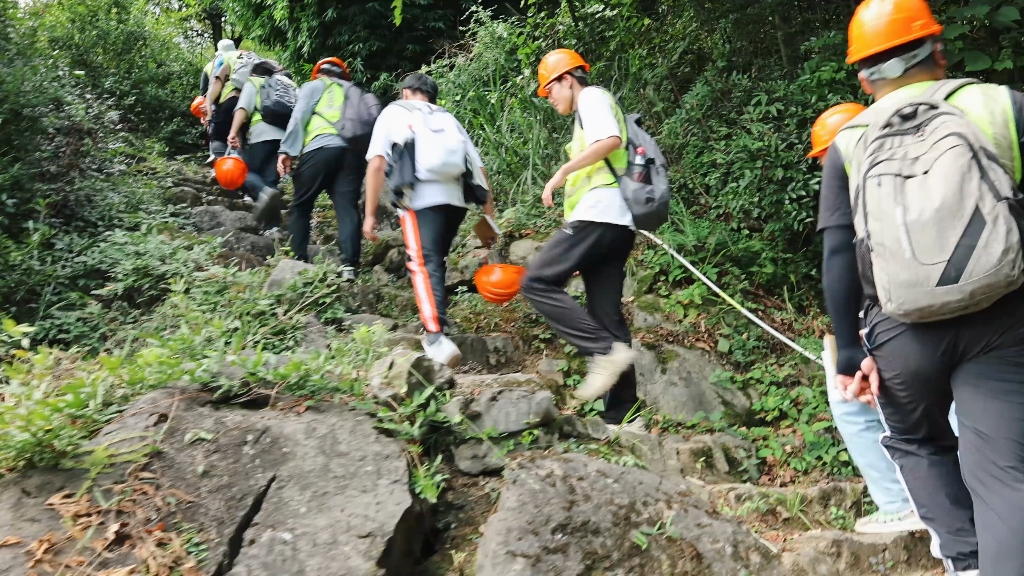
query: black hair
318 63 346 79
401 72 439 104
857 37 941 75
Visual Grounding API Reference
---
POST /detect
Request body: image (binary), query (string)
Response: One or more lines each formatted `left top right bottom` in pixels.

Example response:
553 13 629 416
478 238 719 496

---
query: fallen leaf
0 536 23 547
145 522 166 534
293 405 307 414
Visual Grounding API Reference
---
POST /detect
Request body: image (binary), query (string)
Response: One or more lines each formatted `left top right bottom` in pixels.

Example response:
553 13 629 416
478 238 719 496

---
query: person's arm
228 83 256 149
480 167 495 216
823 225 866 376
363 156 386 240
817 146 866 377
278 81 323 159
205 63 230 121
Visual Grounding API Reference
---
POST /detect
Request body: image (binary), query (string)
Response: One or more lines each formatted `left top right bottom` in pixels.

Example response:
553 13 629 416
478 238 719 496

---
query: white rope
639 230 823 366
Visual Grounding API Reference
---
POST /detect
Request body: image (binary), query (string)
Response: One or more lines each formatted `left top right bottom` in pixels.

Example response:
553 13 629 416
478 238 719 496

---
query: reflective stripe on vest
563 87 628 220
248 76 265 127
834 81 1021 185
218 51 242 103
304 78 345 147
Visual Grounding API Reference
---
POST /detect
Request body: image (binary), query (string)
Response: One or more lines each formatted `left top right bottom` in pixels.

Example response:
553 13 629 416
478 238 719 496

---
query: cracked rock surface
0 389 426 576
475 453 786 576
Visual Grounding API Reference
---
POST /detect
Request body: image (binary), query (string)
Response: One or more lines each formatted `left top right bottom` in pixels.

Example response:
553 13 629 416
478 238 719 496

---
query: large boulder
363 231 406 269
781 531 937 575
263 259 315 293
191 205 259 233
634 341 756 421
165 186 203 207
507 239 544 267
208 228 276 258
205 196 255 212
383 246 408 276
475 454 786 576
615 430 759 483
367 349 456 401
447 388 558 435
449 333 519 374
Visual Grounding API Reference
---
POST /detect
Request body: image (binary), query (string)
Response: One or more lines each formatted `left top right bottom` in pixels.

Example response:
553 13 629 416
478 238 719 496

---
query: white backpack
841 78 1024 322
392 101 468 182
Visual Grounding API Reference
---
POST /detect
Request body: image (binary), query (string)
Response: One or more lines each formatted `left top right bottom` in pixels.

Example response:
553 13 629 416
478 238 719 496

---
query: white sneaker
422 334 461 368
242 196 256 205
854 509 928 534
574 342 637 401
340 266 356 282
205 154 216 166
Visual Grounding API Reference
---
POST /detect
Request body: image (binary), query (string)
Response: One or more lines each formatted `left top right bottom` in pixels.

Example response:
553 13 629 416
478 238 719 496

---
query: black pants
289 146 365 266
398 204 467 334
210 94 238 145
865 287 1024 574
521 220 639 418
242 139 282 230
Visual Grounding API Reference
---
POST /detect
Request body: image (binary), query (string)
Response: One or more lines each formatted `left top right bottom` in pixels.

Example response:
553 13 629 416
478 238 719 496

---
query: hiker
204 45 245 164
810 103 962 536
362 72 495 367
821 0 1024 573
227 63 296 237
520 49 639 424
277 57 366 279
200 39 237 164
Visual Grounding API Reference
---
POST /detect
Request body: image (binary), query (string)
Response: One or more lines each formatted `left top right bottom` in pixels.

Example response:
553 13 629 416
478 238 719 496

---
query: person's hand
278 155 292 177
227 132 241 150
542 167 568 208
837 356 880 407
200 116 209 127
362 215 378 241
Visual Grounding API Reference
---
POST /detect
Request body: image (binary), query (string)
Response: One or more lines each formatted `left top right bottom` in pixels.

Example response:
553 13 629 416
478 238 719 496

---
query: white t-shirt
568 87 634 229
366 100 484 211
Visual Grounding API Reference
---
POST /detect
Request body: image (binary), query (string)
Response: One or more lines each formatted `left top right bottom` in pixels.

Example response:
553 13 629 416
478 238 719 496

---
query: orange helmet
213 155 248 190
190 95 206 118
474 264 527 305
537 49 590 97
311 57 351 81
808 103 866 159
847 0 943 65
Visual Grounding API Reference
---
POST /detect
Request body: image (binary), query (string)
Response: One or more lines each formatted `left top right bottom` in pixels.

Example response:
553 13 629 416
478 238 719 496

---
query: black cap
400 73 438 103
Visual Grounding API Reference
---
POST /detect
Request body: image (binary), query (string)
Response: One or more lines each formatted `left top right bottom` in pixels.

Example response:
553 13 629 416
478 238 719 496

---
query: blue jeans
828 382 959 513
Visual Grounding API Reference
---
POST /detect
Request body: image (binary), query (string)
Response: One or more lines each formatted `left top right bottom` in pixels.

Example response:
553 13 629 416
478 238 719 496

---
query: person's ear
858 71 874 96
934 42 948 70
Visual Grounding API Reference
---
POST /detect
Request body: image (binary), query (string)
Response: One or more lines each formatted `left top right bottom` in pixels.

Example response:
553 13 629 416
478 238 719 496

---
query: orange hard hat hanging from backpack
808 103 867 159
846 0 943 65
536 49 590 97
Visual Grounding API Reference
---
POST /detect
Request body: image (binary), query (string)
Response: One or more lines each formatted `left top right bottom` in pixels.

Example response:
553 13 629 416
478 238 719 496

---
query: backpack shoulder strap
921 78 981 102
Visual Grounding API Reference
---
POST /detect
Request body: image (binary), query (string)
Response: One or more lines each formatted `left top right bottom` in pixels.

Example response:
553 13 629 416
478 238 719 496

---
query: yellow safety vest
834 80 1021 184
564 87 628 220
304 78 346 147
217 51 242 103
203 60 214 78
248 76 265 127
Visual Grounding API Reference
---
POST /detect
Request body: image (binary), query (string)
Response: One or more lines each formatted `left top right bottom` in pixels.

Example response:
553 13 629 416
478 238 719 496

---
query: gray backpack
335 80 382 156
843 78 1024 323
257 74 297 129
578 88 670 231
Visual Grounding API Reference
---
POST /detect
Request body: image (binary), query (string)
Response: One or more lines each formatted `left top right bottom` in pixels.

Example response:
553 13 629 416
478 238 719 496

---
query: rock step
781 530 938 575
